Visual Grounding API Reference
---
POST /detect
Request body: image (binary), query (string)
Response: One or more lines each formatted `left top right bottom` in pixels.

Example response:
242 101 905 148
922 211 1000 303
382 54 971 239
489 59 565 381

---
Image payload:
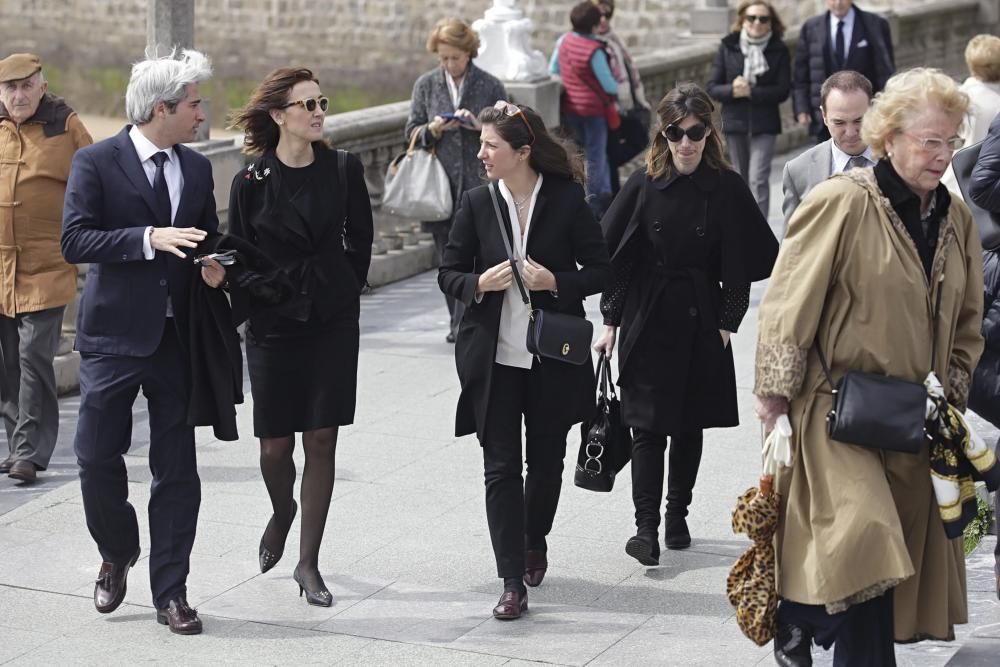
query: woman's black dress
228 147 374 437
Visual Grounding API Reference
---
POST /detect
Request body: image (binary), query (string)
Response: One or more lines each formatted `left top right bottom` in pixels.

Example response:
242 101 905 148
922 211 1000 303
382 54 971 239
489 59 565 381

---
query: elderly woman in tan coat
754 68 983 667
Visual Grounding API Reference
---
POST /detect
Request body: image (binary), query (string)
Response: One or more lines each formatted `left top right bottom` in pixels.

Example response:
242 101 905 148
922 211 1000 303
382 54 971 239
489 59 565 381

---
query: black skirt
245 318 359 438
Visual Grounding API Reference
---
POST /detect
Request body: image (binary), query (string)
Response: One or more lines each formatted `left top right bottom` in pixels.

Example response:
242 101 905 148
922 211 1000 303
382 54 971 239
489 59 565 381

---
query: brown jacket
0 93 92 316
754 168 984 641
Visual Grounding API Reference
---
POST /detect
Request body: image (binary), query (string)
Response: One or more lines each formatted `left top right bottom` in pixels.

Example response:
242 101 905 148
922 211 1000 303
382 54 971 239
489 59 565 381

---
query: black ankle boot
625 532 660 566
773 622 813 666
664 515 691 550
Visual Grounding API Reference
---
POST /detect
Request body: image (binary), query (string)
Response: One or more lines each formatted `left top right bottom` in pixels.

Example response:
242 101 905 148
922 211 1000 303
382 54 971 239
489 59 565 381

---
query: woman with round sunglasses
228 68 373 606
595 84 778 564
439 102 609 620
706 0 790 218
405 17 508 344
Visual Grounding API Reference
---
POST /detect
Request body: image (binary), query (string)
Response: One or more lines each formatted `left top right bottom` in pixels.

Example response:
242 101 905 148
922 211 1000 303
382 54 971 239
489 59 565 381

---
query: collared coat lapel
173 145 203 229
112 127 162 225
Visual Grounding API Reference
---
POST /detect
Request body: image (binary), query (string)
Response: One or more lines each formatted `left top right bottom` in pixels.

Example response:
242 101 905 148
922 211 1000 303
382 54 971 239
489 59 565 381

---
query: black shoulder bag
817 285 941 454
487 182 593 364
574 351 632 492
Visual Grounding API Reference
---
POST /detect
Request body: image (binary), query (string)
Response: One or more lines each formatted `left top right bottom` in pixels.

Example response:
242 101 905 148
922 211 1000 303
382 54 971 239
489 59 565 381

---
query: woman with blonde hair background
406 17 507 343
754 68 982 665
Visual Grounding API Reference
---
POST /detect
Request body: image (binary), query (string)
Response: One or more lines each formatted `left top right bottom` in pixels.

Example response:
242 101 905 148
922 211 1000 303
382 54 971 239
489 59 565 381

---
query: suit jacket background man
792 0 894 140
61 49 225 636
782 70 875 229
0 54 92 483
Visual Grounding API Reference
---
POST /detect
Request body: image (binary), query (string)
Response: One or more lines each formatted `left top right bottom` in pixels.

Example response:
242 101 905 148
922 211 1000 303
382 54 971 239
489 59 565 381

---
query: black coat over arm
438 176 611 441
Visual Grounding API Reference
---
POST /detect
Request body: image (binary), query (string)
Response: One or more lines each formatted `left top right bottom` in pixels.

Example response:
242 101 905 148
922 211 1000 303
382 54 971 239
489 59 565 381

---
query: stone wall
1 0 947 98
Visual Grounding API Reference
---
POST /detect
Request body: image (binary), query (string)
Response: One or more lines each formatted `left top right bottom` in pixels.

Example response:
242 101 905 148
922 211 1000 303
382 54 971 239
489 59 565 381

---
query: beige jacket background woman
754 68 983 666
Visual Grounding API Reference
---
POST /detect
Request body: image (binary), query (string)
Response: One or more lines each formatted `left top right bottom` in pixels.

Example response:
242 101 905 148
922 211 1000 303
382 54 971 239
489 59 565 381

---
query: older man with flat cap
0 53 92 483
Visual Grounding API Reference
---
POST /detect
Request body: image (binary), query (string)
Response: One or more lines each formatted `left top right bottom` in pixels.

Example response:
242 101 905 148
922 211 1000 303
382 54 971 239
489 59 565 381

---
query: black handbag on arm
575 351 632 492
817 285 941 454
487 182 593 365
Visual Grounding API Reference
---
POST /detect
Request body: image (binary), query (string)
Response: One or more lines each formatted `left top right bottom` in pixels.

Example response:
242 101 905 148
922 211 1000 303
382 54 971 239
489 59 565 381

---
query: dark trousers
482 362 569 579
74 324 200 609
0 306 65 469
631 429 703 531
430 220 464 337
778 592 896 666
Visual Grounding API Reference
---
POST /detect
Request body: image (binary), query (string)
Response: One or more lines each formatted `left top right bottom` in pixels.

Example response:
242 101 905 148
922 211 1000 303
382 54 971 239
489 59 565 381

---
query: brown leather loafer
492 590 527 620
94 549 140 613
523 549 548 587
157 596 203 635
8 460 37 483
0 456 13 474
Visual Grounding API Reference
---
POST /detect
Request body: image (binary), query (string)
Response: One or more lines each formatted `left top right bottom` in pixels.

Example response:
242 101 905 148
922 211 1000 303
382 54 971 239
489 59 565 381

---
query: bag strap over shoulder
336 149 349 222
816 274 944 388
488 182 532 309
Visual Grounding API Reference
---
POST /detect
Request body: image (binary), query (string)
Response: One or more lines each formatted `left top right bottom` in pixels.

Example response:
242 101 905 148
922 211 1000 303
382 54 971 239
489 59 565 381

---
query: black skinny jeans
481 362 570 578
630 428 703 532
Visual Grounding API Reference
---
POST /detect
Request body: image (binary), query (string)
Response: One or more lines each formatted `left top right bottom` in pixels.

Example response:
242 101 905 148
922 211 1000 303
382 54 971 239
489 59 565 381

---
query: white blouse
494 174 544 369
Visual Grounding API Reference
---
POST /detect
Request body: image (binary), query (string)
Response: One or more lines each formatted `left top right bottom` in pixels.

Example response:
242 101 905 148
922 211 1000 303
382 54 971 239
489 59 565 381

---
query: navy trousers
778 591 896 666
74 324 200 609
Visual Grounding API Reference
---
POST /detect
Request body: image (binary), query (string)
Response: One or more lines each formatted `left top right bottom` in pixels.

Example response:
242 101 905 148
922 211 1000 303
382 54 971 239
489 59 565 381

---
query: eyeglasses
744 14 771 24
599 9 613 18
282 96 329 113
903 133 965 153
662 123 708 142
494 100 536 145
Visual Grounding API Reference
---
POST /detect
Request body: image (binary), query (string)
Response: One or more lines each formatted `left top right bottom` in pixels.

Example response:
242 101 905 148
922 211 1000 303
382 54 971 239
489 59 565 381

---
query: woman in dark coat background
228 67 373 607
706 0 790 217
594 84 777 565
439 102 609 620
406 17 508 343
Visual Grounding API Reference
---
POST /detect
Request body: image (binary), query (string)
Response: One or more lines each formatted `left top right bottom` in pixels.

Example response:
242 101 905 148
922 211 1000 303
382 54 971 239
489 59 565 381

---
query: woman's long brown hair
646 83 730 181
229 67 328 155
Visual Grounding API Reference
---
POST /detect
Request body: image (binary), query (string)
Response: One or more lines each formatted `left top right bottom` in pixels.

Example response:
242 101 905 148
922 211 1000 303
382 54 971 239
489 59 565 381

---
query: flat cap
0 53 42 83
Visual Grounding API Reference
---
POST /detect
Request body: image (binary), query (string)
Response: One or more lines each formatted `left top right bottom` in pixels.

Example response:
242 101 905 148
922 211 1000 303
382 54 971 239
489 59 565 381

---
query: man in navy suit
61 49 226 635
792 0 894 142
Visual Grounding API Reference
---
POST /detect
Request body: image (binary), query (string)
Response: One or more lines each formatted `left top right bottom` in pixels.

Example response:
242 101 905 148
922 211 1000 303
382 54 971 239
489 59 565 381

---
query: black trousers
631 429 703 531
482 362 569 579
74 324 200 609
778 592 896 666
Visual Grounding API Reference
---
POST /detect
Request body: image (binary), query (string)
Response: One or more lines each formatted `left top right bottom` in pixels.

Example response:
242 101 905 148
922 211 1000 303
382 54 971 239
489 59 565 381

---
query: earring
887 151 892 157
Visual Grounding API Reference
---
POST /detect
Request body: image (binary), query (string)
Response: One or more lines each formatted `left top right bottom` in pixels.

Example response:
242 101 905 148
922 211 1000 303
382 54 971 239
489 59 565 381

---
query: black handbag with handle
575 351 632 492
817 284 940 454
487 182 593 364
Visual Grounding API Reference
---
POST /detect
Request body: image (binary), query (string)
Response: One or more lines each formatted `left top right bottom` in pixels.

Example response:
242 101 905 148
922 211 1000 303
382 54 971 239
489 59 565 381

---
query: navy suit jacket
61 126 219 357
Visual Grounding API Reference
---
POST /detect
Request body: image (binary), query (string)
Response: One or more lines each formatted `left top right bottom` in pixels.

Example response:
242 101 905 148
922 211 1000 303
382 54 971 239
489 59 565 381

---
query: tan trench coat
0 94 92 317
754 168 984 642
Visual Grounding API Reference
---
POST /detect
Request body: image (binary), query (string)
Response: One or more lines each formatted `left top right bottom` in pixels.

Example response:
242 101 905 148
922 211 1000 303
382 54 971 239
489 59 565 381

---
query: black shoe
625 533 660 566
293 567 333 607
492 589 527 620
773 623 813 666
664 515 691 550
258 500 297 574
156 596 203 635
94 549 140 613
445 332 456 344
0 456 13 473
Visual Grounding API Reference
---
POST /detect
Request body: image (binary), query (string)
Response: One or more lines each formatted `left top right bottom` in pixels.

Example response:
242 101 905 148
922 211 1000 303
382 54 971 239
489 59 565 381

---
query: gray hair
125 48 212 125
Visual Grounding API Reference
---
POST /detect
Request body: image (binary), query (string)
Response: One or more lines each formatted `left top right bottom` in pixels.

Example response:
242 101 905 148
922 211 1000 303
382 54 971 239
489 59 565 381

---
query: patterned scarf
739 27 771 85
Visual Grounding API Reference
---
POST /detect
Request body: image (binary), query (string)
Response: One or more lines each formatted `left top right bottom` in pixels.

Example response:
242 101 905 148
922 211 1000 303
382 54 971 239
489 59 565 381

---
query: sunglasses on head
744 14 771 24
494 100 536 145
282 96 329 112
661 123 708 142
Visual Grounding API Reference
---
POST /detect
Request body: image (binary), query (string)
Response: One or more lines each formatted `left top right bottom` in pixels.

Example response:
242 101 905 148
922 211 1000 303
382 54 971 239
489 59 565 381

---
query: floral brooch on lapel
244 163 271 182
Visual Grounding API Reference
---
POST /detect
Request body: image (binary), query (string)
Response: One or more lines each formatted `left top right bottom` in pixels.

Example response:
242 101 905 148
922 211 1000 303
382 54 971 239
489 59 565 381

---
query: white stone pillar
473 0 561 128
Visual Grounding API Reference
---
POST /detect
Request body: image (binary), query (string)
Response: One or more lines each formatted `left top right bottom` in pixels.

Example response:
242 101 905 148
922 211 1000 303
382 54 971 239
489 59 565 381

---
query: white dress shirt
494 174 544 369
829 7 856 63
831 141 875 174
445 73 464 109
129 125 183 259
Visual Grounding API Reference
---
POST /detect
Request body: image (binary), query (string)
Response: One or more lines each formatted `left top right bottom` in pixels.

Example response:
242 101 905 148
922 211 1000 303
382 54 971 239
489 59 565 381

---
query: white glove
763 414 793 476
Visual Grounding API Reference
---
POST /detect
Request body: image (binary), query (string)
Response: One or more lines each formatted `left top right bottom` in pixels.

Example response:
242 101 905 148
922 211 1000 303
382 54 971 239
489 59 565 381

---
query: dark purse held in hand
575 351 632 492
817 286 940 454
487 183 593 365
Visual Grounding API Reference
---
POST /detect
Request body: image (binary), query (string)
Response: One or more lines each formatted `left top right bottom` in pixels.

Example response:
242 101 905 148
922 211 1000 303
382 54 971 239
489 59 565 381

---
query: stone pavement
3 158 1000 665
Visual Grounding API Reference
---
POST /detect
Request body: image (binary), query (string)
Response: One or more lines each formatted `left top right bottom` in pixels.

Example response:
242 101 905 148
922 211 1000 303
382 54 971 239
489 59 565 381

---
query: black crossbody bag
817 285 941 454
487 182 593 365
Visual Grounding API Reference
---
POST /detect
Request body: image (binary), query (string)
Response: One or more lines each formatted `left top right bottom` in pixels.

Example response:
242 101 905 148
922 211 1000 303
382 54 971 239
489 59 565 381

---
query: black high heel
258 500 297 574
293 567 333 607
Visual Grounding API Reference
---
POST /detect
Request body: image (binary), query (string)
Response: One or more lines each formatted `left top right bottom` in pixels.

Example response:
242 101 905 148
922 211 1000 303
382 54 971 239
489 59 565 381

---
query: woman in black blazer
228 68 373 607
439 102 610 620
706 0 790 217
595 84 777 566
